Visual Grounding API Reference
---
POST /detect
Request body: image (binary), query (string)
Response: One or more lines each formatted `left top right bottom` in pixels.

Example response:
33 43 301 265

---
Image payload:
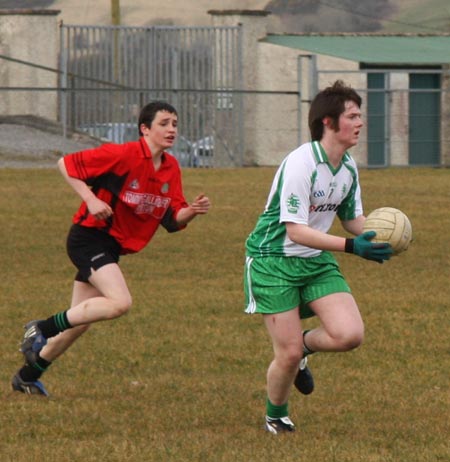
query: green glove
345 231 393 263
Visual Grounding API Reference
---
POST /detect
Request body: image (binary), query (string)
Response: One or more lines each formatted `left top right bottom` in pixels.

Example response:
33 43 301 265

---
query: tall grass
0 167 448 462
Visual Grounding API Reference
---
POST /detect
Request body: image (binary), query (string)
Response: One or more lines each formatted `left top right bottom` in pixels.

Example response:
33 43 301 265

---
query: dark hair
138 101 177 135
308 80 362 141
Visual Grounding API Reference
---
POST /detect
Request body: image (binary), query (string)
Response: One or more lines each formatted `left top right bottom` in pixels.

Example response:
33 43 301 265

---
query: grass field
0 166 449 462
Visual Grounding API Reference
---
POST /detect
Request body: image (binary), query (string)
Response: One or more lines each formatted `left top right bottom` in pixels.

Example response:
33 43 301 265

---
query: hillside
2 0 449 33
384 0 450 33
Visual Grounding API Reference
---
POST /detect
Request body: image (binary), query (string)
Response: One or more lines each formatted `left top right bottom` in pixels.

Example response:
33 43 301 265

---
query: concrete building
0 9 60 121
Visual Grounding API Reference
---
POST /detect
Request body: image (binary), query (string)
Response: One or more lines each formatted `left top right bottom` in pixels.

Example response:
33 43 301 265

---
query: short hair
308 80 362 141
138 101 177 135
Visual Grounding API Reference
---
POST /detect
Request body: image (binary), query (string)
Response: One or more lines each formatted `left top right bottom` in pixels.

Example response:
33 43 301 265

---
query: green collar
311 141 350 175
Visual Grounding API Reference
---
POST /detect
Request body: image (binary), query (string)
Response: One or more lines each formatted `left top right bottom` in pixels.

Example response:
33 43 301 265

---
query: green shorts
244 252 351 318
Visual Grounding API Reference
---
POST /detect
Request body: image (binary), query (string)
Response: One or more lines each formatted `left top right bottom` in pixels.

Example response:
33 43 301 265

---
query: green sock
266 398 289 419
37 310 72 339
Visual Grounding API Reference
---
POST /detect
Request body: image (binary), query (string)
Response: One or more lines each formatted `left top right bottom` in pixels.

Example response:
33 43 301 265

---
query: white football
362 207 412 255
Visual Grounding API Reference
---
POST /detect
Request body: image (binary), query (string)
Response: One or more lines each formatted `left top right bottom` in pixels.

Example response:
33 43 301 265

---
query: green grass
1 167 449 462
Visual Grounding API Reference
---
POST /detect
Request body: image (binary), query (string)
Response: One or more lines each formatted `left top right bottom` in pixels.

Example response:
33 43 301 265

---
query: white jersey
246 141 363 258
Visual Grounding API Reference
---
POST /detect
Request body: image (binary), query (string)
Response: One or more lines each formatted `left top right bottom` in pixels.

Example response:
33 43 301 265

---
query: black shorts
66 224 122 282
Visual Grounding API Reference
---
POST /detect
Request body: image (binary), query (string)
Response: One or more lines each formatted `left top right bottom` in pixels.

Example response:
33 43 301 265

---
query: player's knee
340 328 364 351
110 294 133 318
279 346 303 370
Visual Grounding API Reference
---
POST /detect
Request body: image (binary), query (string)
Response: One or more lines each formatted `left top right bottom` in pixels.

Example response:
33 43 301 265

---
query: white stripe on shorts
245 256 257 314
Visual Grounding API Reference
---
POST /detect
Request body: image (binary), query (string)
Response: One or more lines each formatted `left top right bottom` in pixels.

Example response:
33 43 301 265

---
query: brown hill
2 1 447 33
52 0 268 27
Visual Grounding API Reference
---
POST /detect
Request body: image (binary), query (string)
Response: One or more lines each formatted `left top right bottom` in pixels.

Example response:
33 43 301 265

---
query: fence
1 50 449 167
58 24 244 167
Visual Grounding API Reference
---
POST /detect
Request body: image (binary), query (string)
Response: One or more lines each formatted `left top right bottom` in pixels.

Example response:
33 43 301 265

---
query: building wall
253 42 300 165
389 73 409 166
209 10 272 166
0 9 60 120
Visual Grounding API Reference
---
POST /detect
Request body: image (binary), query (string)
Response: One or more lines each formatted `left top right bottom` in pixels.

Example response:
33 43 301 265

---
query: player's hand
86 196 113 220
190 194 211 215
346 231 393 263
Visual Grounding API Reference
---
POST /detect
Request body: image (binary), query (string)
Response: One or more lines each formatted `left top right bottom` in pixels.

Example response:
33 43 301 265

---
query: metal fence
1 28 449 167
59 24 244 167
1 78 447 168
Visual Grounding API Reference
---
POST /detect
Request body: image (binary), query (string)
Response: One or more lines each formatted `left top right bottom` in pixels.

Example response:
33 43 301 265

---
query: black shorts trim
66 224 122 283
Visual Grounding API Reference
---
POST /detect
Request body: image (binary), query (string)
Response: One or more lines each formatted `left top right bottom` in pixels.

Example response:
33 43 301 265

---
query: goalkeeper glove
345 231 393 263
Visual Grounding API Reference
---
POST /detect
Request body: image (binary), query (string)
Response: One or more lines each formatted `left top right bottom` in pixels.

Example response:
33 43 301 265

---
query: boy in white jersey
244 80 393 434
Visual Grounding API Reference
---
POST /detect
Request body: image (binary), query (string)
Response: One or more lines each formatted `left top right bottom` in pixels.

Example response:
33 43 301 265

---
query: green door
367 73 387 166
409 74 440 166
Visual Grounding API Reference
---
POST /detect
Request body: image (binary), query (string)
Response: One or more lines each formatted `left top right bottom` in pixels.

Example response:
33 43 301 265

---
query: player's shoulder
284 142 316 168
87 141 144 167
110 140 150 161
99 141 134 155
71 141 129 160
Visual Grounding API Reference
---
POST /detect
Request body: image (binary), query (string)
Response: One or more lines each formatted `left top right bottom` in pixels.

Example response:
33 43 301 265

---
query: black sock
303 330 315 357
37 310 72 339
19 356 52 382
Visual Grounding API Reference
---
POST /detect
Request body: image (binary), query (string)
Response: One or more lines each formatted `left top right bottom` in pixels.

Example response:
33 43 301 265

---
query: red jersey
64 138 188 254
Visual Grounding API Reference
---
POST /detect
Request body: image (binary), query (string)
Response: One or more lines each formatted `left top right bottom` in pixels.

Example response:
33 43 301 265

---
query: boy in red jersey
12 101 211 396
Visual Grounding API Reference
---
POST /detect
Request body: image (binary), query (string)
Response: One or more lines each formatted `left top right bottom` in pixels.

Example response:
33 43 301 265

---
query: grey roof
262 34 450 65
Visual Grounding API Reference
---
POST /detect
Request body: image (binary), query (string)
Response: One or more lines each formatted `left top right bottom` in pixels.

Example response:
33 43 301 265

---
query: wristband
344 238 354 253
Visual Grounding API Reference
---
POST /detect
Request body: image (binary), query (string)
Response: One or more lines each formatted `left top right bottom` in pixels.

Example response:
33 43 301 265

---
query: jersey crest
128 179 140 190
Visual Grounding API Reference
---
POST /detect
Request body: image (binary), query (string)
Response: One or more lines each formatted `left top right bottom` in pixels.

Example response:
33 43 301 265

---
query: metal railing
1 52 449 167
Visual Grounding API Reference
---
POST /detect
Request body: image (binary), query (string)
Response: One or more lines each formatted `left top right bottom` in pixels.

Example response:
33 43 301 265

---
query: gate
59 24 243 167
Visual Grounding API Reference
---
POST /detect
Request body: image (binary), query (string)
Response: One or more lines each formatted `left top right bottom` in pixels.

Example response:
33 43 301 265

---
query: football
362 207 412 255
